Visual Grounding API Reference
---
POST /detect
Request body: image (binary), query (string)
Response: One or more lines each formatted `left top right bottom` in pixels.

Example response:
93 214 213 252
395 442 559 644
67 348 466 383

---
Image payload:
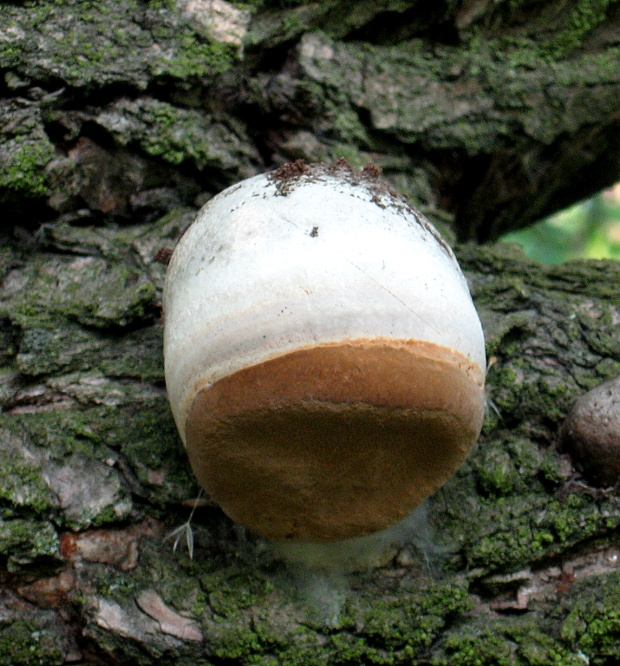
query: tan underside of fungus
186 339 484 542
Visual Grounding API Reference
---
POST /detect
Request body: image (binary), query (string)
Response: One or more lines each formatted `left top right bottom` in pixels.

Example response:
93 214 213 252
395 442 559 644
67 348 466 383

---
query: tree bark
1 1 620 664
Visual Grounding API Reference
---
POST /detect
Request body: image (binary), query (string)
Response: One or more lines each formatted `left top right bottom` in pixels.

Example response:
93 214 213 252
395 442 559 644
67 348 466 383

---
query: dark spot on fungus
362 163 382 179
271 159 309 182
154 247 173 265
328 156 353 173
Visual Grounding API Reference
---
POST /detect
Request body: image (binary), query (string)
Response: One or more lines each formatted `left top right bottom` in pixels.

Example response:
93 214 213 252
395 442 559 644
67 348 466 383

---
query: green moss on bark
561 572 620 664
0 518 60 572
545 0 618 57
0 618 65 666
0 137 55 197
95 98 258 174
432 616 587 666
0 0 239 89
295 31 620 154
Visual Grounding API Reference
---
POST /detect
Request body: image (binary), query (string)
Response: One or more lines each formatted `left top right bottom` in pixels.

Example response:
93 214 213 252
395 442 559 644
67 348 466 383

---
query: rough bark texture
1 1 620 664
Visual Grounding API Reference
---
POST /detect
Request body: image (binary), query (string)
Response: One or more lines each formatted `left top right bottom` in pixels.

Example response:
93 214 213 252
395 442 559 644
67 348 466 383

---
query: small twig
484 356 503 422
164 490 203 559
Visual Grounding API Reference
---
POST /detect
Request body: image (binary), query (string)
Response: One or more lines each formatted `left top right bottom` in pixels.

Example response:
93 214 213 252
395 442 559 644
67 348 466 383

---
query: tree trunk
1 1 620 664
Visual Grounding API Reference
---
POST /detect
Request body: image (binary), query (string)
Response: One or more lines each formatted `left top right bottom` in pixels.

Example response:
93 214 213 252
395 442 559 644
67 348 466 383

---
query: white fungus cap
164 161 486 543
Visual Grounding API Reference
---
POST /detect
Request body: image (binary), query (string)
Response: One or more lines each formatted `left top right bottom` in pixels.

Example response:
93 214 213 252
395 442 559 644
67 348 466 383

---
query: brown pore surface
185 339 485 542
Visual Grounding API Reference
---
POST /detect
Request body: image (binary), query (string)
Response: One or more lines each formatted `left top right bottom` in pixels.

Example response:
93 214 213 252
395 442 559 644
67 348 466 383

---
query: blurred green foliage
501 185 620 264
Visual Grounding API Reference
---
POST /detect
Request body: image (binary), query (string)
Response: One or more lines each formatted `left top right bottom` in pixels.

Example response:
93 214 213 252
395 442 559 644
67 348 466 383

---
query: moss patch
560 572 620 664
0 518 60 572
544 0 617 57
0 617 65 666
0 101 56 200
432 616 586 666
0 0 239 88
433 432 620 574
9 255 157 331
0 137 56 197
96 98 257 174
294 31 620 154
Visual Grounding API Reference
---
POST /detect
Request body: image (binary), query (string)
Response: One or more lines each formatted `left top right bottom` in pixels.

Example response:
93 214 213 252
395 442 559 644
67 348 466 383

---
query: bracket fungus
163 161 486 543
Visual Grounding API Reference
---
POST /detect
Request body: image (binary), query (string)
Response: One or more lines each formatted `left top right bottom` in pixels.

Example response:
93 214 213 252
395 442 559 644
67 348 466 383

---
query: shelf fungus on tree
163 160 486 543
